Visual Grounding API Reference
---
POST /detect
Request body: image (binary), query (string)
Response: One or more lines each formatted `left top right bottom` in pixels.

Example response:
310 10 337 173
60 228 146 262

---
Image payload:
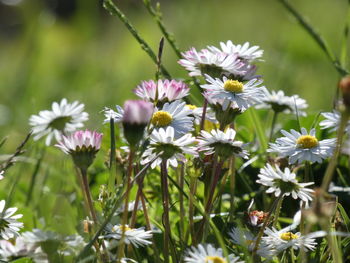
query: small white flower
102 106 124 124
184 243 243 263
178 47 245 77
201 75 265 111
62 234 86 256
257 88 308 116
151 100 194 138
141 127 197 169
29 98 89 145
0 200 23 240
197 128 248 159
22 228 60 244
0 170 4 180
101 224 152 248
257 164 314 203
0 237 34 260
208 41 264 62
268 128 336 164
262 227 317 253
319 110 350 133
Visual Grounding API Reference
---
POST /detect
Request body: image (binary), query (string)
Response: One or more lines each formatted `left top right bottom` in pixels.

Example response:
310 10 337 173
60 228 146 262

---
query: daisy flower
178 47 245 78
208 41 264 62
201 75 265 111
184 243 243 263
0 200 23 240
257 88 308 116
101 224 152 248
319 110 350 133
268 128 336 164
29 98 89 145
262 227 317 253
151 100 194 138
256 164 314 203
0 237 33 260
185 104 217 125
141 127 197 169
197 128 248 159
134 79 189 103
102 106 124 124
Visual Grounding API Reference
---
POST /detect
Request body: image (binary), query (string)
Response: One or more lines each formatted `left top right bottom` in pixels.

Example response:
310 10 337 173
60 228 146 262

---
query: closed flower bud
340 76 350 108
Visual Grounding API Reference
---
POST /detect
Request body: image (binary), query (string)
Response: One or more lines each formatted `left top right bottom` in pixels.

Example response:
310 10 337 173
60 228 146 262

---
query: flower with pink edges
122 100 154 125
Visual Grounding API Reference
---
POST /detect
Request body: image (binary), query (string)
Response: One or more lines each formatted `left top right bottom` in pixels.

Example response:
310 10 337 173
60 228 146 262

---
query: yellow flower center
151 111 173 127
223 80 244 93
186 104 197 110
296 135 318 149
280 232 299 241
205 256 227 263
113 225 133 232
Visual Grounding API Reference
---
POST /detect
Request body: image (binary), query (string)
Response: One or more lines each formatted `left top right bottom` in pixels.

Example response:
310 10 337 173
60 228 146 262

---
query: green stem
229 157 236 221
290 247 295 263
26 147 45 206
188 176 197 245
108 117 117 190
273 196 284 227
269 111 278 142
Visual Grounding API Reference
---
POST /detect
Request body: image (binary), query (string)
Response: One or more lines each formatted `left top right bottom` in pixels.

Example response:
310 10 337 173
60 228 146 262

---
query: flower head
141 127 197 169
178 47 245 78
184 243 243 263
101 224 152 248
319 110 350 133
134 79 189 103
201 75 265 111
151 100 194 138
257 88 308 116
268 128 336 164
197 128 248 159
102 106 124 124
55 130 103 170
257 164 314 203
29 98 89 145
0 200 23 240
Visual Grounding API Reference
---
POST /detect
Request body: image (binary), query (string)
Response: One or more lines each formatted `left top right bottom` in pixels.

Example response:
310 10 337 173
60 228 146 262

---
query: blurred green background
0 0 349 145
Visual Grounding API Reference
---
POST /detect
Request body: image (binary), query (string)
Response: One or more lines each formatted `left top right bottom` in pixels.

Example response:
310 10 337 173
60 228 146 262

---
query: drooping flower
101 224 152 248
197 128 248 159
0 200 23 240
184 243 243 263
151 100 194 138
257 164 314 203
102 106 124 124
268 128 336 164
29 98 89 145
201 75 265 111
178 47 245 78
257 88 308 116
55 130 103 170
134 79 190 103
141 127 197 169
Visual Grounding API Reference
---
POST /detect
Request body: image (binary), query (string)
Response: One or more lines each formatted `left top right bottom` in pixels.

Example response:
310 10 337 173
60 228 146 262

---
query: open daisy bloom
151 100 194 138
101 224 152 248
268 128 336 164
0 200 23 240
257 164 314 203
319 110 350 133
141 126 197 169
201 75 265 111
184 243 243 263
197 128 248 160
29 98 89 145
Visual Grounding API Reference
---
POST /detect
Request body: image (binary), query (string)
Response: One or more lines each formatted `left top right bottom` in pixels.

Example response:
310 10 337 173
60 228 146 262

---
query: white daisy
141 127 197 169
0 200 23 240
208 41 264 62
62 234 86 256
197 128 249 159
256 164 314 203
184 243 243 263
178 47 245 77
262 227 317 253
0 237 33 260
22 228 61 244
201 75 265 111
151 100 194 138
319 110 350 133
134 79 190 103
102 106 124 124
257 88 308 116
101 224 152 248
185 104 217 125
268 128 336 164
29 98 89 145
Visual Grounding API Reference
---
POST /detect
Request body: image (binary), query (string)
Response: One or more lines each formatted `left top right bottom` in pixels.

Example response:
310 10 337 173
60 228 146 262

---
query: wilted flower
29 98 89 145
0 200 23 240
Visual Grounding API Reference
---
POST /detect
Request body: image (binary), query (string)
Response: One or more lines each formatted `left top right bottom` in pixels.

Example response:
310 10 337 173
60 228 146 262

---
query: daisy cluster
2 38 345 263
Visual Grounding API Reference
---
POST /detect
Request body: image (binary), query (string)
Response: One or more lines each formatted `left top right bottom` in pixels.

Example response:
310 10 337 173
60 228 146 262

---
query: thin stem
108 117 117 190
269 111 278 142
273 196 284 227
290 247 295 263
179 163 185 244
229 157 236 221
117 149 135 262
80 169 98 223
200 99 208 131
26 147 45 206
188 176 197 245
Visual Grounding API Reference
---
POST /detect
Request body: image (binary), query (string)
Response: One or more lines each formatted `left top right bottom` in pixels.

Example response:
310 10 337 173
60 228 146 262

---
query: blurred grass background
0 0 349 144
